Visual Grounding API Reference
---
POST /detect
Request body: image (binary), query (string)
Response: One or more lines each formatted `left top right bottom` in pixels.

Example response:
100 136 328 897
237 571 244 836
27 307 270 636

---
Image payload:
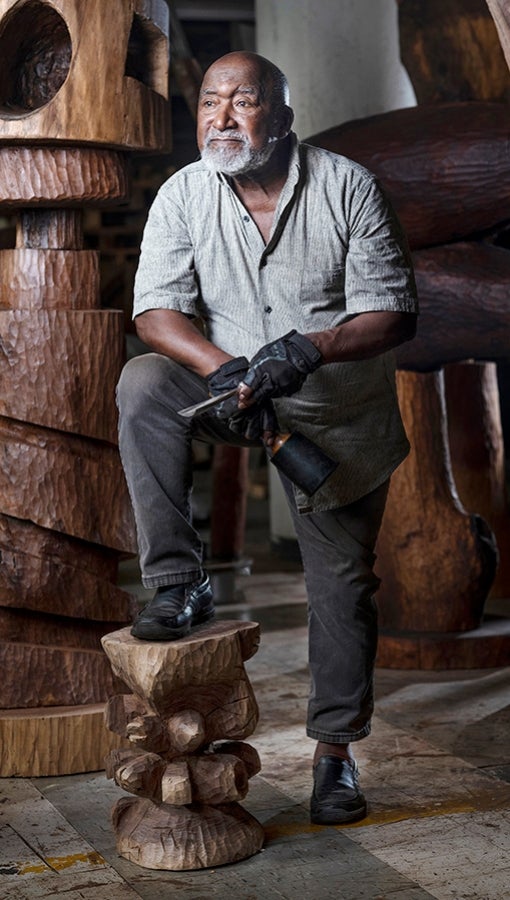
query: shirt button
243 215 250 222
264 305 272 314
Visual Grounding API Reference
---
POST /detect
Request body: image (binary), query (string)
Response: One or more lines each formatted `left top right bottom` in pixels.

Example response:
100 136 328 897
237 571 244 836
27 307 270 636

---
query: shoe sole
310 802 367 825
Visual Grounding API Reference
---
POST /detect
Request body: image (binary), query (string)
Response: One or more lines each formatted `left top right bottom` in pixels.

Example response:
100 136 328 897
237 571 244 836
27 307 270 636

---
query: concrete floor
1 485 510 900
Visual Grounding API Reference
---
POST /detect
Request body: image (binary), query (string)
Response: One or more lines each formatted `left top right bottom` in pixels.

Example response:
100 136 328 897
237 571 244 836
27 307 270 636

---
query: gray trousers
117 353 389 743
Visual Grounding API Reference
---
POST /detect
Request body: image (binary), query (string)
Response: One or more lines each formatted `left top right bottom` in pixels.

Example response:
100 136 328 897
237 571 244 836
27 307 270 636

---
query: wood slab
0 147 130 206
0 514 135 621
0 310 125 442
0 703 128 776
0 608 130 650
377 615 510 669
0 416 137 554
0 639 126 708
0 250 99 308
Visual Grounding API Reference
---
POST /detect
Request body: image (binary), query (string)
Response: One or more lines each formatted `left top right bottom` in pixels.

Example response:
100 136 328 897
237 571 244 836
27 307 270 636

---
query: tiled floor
1 488 510 899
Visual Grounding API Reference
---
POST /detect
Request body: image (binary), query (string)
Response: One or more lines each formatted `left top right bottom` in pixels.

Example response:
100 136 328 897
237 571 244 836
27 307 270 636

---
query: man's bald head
202 51 290 115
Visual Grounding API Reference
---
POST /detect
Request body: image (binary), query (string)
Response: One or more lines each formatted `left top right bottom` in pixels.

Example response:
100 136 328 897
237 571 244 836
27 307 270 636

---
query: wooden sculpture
0 0 171 774
308 98 510 667
102 620 265 870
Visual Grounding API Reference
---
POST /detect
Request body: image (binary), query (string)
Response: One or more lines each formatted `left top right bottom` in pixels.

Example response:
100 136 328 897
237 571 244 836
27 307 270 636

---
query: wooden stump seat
101 620 265 871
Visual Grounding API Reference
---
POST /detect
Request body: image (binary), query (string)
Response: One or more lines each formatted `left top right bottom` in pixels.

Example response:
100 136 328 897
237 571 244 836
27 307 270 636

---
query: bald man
117 52 418 825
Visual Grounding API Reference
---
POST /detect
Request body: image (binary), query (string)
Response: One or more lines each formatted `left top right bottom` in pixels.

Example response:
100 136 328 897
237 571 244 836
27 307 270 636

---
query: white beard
201 130 277 176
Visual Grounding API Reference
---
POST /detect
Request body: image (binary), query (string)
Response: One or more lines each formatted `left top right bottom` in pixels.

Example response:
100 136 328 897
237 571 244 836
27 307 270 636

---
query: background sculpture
0 0 171 775
309 0 510 667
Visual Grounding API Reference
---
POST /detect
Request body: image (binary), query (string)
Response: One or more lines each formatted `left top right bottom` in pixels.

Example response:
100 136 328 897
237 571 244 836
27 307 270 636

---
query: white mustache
205 129 248 145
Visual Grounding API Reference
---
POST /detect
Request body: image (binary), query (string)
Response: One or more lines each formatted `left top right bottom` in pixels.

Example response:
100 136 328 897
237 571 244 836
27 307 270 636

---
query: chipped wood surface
0 417 137 553
0 641 125 709
0 515 135 622
0 146 130 206
102 620 264 870
0 250 100 308
0 310 125 441
112 796 264 870
399 0 510 102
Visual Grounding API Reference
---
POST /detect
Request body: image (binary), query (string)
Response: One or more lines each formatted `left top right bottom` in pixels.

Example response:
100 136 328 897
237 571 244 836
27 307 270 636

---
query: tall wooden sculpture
306 0 510 668
0 0 171 774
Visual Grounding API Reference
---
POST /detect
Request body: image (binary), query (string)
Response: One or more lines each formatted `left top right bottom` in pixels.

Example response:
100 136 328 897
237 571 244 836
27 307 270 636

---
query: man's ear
277 105 294 139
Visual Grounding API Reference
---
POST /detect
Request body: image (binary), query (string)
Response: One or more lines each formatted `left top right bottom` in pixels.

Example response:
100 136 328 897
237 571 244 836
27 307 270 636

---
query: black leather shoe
310 756 367 825
131 573 214 641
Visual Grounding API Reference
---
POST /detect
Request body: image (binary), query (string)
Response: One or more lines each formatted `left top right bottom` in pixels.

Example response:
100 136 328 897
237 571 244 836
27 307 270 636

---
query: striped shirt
133 133 418 512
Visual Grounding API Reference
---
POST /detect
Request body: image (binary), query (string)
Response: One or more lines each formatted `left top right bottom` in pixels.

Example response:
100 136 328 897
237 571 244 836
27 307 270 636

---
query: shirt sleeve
132 182 199 320
344 173 419 316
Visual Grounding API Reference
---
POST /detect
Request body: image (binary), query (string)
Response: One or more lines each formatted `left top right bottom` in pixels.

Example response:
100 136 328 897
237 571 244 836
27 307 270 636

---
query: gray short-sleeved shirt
133 134 419 512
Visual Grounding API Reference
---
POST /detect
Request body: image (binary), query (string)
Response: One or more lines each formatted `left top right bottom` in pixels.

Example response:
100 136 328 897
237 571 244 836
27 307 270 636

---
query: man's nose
212 105 236 130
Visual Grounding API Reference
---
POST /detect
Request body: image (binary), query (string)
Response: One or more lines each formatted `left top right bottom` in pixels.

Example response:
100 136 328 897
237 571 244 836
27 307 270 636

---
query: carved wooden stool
101 620 265 870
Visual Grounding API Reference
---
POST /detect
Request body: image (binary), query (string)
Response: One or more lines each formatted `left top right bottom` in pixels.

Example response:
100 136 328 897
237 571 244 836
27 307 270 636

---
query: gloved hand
240 330 322 404
229 399 278 443
206 356 249 418
207 357 278 441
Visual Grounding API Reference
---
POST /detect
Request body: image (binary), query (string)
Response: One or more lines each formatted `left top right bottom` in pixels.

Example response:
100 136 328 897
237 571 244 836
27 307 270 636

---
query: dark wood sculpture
102 620 265 870
0 0 171 774
308 100 510 667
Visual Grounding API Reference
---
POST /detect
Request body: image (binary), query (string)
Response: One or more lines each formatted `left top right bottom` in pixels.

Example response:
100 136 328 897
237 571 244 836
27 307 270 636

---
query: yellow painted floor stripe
264 797 510 838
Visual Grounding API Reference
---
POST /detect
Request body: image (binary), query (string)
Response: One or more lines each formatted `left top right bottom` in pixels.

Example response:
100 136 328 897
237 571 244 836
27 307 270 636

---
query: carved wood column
0 0 171 775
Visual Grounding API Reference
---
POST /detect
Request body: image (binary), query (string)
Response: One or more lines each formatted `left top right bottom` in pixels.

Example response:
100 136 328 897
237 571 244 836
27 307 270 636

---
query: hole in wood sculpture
124 12 169 98
0 0 72 116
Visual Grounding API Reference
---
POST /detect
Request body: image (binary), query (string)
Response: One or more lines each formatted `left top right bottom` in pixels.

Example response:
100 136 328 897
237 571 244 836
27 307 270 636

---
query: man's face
197 56 285 176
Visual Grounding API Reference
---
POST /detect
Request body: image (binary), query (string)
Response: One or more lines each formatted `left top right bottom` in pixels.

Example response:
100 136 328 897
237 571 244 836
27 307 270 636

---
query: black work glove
207 357 278 440
206 356 249 418
229 399 278 442
241 330 322 403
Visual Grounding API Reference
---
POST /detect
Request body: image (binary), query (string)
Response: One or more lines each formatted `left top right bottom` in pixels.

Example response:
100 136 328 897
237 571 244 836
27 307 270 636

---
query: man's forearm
135 308 232 377
305 311 417 364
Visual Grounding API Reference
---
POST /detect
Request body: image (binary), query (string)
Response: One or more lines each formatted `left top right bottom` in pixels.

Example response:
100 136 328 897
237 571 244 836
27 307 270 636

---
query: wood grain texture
0 0 171 151
395 243 510 371
0 703 128 776
0 417 137 554
111 797 264 870
0 249 99 308
375 370 498 632
487 0 510 72
0 310 125 441
0 147 129 205
399 0 510 102
0 640 125 708
306 102 510 250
